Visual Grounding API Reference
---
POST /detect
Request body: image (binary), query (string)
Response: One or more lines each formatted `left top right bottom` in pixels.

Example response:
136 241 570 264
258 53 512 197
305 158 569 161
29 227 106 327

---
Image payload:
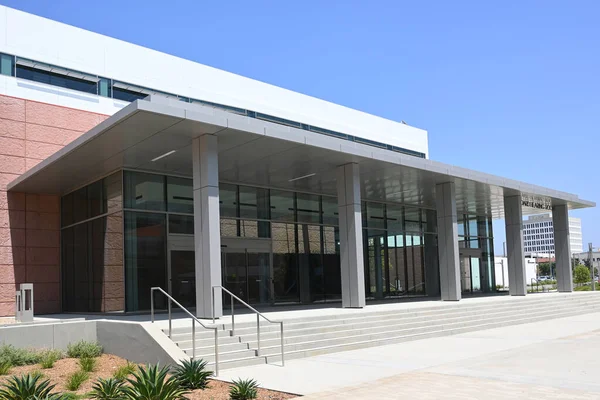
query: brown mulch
0 354 130 394
186 379 297 399
0 354 299 399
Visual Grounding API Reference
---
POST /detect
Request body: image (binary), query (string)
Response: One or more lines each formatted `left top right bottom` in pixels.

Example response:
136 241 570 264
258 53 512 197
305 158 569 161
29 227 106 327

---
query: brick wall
0 94 109 316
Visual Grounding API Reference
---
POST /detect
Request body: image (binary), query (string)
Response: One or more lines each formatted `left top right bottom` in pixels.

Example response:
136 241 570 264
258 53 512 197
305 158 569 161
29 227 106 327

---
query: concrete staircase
164 292 600 370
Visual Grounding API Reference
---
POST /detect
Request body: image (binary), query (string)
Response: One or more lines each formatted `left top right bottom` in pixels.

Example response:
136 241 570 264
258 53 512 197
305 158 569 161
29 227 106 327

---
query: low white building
495 257 538 288
574 251 600 271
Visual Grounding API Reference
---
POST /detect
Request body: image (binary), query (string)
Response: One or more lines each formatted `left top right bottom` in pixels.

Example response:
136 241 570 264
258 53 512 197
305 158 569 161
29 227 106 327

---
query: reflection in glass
219 184 237 218
297 193 321 224
124 171 165 211
169 214 194 234
321 196 339 226
125 212 167 311
271 190 295 222
271 222 299 303
167 176 193 213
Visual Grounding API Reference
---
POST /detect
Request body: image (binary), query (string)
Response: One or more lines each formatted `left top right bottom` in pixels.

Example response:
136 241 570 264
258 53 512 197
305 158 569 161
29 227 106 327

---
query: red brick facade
0 95 108 316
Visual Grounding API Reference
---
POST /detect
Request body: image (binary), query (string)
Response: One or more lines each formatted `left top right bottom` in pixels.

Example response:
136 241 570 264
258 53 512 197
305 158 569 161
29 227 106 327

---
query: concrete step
209 304 598 370
187 300 600 357
169 296 600 340
168 295 588 334
159 294 600 371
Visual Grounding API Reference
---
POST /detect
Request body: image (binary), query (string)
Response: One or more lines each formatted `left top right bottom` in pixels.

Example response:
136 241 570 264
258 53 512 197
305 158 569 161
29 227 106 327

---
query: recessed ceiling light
288 173 316 182
151 150 176 162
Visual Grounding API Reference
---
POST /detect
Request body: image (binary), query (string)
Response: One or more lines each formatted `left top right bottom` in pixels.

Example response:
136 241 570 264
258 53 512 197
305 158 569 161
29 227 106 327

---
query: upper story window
0 53 15 76
16 59 97 94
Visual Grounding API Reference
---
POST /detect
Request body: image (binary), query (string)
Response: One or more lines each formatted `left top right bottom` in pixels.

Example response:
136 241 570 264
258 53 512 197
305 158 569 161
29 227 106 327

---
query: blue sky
4 0 599 252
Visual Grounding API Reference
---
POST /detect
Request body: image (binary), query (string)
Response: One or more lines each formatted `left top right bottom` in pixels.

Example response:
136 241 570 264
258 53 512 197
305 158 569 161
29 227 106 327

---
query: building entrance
167 236 195 308
221 238 272 305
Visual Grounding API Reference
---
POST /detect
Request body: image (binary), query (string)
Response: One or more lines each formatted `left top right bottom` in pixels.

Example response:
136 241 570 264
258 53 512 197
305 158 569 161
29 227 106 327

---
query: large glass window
124 171 165 211
61 172 124 312
321 196 339 226
125 212 167 311
297 193 321 224
271 190 295 222
272 222 299 303
167 176 193 213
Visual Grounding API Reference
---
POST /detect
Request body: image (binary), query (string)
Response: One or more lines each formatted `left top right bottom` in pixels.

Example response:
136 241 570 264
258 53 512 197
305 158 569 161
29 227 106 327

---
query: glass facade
458 214 495 293
60 170 495 312
60 172 123 312
362 202 437 299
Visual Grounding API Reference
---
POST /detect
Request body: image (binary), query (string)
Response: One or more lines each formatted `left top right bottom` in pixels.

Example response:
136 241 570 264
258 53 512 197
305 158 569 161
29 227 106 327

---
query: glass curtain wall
363 201 436 299
61 172 123 312
123 171 194 311
220 185 341 304
458 214 495 293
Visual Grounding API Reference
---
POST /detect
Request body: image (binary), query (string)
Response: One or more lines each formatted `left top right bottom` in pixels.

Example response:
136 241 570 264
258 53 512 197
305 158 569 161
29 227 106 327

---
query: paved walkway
217 310 600 399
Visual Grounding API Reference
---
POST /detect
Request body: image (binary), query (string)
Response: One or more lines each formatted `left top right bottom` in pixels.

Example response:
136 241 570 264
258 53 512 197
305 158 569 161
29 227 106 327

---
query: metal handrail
150 287 220 376
212 286 284 366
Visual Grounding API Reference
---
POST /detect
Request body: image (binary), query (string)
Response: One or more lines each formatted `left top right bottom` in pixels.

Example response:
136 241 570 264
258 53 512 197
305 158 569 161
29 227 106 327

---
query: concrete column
337 163 366 308
504 195 526 296
192 135 223 318
435 182 461 301
553 204 573 292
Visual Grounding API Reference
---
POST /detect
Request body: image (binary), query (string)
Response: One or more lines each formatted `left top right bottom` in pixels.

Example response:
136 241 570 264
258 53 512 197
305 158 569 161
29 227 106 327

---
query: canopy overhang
8 97 595 219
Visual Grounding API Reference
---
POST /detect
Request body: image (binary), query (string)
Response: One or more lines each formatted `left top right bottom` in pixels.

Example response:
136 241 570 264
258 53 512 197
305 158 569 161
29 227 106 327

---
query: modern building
0 6 594 317
523 214 583 256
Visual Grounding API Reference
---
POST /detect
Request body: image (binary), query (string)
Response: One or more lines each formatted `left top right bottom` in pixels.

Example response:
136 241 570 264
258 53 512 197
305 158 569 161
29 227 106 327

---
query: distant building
523 214 583 256
495 257 537 288
573 251 600 271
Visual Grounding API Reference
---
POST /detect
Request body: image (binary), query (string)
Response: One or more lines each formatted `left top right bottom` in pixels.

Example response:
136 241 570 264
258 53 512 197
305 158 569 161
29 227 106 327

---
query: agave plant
229 378 259 400
0 373 57 400
173 358 212 390
121 364 188 400
90 377 126 400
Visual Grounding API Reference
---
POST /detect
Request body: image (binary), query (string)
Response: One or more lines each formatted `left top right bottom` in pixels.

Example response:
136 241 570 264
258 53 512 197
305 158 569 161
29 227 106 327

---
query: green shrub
121 364 188 400
112 361 136 381
65 371 89 391
30 370 45 380
66 341 102 359
229 378 259 400
173 358 212 390
39 350 63 369
78 357 97 373
0 360 11 375
90 377 125 400
0 373 57 399
0 345 41 366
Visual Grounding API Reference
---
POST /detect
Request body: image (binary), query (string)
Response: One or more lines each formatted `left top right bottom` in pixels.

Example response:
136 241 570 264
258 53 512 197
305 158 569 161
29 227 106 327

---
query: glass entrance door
169 250 195 307
222 239 273 305
460 253 483 293
168 236 195 308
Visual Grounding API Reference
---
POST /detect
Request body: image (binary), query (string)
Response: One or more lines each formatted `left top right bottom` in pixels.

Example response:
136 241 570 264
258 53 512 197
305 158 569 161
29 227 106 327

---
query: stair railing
150 287 220 376
212 285 284 366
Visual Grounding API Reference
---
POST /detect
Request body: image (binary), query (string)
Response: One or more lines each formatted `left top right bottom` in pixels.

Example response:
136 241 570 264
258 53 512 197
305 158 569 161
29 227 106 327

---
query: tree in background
537 262 555 276
573 264 590 286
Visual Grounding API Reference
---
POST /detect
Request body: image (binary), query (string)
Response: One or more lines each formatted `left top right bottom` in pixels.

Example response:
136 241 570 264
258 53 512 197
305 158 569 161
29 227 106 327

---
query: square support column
337 163 366 308
192 135 223 318
504 194 526 296
435 182 461 301
553 204 573 292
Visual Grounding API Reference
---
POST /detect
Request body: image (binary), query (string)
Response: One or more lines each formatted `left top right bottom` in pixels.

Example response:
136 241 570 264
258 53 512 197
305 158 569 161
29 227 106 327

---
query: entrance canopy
8 97 594 218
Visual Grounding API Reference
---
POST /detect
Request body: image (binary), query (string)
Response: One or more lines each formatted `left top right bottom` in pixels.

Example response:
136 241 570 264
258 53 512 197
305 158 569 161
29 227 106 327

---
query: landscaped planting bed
0 342 297 399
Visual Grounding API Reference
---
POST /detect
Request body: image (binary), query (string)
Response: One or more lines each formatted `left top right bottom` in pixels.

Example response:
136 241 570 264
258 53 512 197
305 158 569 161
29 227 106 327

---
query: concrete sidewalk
218 311 600 398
